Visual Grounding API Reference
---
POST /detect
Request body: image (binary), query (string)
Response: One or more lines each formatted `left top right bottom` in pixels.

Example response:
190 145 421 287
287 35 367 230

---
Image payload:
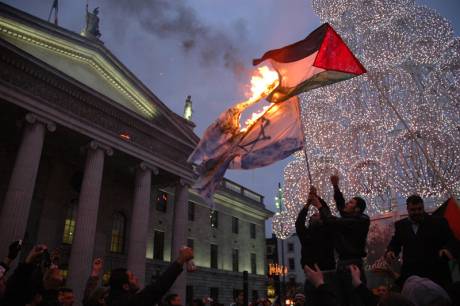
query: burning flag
187 66 279 168
190 97 304 204
188 67 280 204
230 96 304 170
253 23 366 102
189 23 366 204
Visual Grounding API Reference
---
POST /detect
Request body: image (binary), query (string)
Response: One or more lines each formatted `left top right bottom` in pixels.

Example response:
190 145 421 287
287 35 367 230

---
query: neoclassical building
0 3 273 305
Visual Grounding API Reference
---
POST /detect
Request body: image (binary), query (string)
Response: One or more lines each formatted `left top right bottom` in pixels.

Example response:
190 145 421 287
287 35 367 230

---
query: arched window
110 212 126 253
62 200 78 244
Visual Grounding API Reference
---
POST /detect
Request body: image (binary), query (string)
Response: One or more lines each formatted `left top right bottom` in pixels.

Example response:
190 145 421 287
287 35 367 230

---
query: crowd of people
0 243 194 306
1 174 459 306
295 175 460 306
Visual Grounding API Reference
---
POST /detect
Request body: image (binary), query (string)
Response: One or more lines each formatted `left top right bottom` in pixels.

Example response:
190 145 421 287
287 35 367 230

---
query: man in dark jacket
295 187 335 306
106 246 193 306
295 188 336 271
385 195 456 289
311 175 370 306
326 175 370 264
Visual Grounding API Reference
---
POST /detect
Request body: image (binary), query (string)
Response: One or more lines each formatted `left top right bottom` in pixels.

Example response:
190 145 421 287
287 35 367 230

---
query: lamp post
274 182 287 306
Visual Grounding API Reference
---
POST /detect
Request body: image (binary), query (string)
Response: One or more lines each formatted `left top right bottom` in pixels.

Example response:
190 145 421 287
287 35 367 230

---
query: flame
239 66 279 132
249 66 279 101
241 103 274 132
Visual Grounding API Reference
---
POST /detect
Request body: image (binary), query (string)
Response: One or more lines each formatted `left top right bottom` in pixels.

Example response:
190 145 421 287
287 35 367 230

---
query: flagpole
373 78 452 195
54 0 58 25
303 148 313 185
295 97 313 184
47 0 54 22
47 0 58 25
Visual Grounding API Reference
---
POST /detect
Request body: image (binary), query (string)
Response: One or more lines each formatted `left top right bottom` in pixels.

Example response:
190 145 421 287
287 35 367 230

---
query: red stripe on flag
314 25 367 75
445 197 460 240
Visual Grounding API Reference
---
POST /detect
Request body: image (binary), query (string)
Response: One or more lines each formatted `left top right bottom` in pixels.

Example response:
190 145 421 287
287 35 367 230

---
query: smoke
109 0 250 77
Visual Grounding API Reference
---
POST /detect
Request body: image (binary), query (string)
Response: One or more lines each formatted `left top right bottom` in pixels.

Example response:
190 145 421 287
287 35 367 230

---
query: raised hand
177 246 194 265
330 175 339 186
349 264 362 288
304 264 324 288
25 244 47 264
308 193 321 209
91 257 104 277
7 240 22 261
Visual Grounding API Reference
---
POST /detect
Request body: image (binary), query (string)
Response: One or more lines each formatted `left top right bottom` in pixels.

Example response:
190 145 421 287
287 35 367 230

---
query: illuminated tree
274 0 460 237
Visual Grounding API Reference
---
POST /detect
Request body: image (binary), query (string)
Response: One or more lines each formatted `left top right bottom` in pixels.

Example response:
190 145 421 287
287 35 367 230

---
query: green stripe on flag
268 70 357 103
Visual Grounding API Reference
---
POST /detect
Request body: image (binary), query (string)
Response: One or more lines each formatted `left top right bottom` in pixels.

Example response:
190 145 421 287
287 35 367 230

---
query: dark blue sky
3 0 459 236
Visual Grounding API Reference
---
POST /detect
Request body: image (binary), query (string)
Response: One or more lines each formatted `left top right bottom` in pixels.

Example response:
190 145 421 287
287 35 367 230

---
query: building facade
0 3 272 305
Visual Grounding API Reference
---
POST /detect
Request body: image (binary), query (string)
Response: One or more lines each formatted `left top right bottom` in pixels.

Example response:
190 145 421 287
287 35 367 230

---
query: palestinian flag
253 23 366 102
434 197 460 240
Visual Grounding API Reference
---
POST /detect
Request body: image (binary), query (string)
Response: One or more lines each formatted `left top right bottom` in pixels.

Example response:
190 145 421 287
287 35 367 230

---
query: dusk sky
3 0 459 236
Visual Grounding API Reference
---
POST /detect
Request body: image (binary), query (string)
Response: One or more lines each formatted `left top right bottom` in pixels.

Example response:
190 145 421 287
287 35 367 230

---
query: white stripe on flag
269 51 325 88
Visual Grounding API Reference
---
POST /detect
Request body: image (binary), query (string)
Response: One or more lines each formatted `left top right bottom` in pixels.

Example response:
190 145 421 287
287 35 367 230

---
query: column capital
139 162 159 175
25 113 56 132
178 178 192 187
88 140 114 156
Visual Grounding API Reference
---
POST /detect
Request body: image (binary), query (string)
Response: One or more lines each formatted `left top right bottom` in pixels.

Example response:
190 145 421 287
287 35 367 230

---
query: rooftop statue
84 7 101 39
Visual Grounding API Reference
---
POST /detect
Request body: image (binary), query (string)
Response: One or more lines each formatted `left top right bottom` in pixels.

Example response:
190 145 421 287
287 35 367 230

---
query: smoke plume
110 0 250 76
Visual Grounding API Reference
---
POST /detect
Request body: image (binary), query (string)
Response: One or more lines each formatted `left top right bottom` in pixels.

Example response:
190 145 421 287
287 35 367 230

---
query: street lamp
274 183 287 306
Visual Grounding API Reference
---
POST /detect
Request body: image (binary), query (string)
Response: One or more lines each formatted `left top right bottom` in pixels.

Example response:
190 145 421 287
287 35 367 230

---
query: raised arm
131 247 193 306
330 175 345 214
295 204 310 239
83 258 103 306
3 245 47 306
307 185 332 218
320 209 369 232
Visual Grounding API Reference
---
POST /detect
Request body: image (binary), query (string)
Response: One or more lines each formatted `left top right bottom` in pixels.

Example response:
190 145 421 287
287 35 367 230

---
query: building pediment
0 3 198 147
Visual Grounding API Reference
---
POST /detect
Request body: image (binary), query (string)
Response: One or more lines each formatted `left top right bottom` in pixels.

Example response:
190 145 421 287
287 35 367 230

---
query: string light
274 0 460 238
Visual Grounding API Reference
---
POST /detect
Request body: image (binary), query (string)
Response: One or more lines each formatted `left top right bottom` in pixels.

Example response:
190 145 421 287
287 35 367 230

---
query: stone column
0 113 55 254
170 179 190 303
67 141 112 301
127 162 158 287
36 163 68 249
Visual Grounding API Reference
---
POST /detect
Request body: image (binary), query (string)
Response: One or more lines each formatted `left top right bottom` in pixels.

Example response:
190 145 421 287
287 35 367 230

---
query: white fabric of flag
230 97 304 169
